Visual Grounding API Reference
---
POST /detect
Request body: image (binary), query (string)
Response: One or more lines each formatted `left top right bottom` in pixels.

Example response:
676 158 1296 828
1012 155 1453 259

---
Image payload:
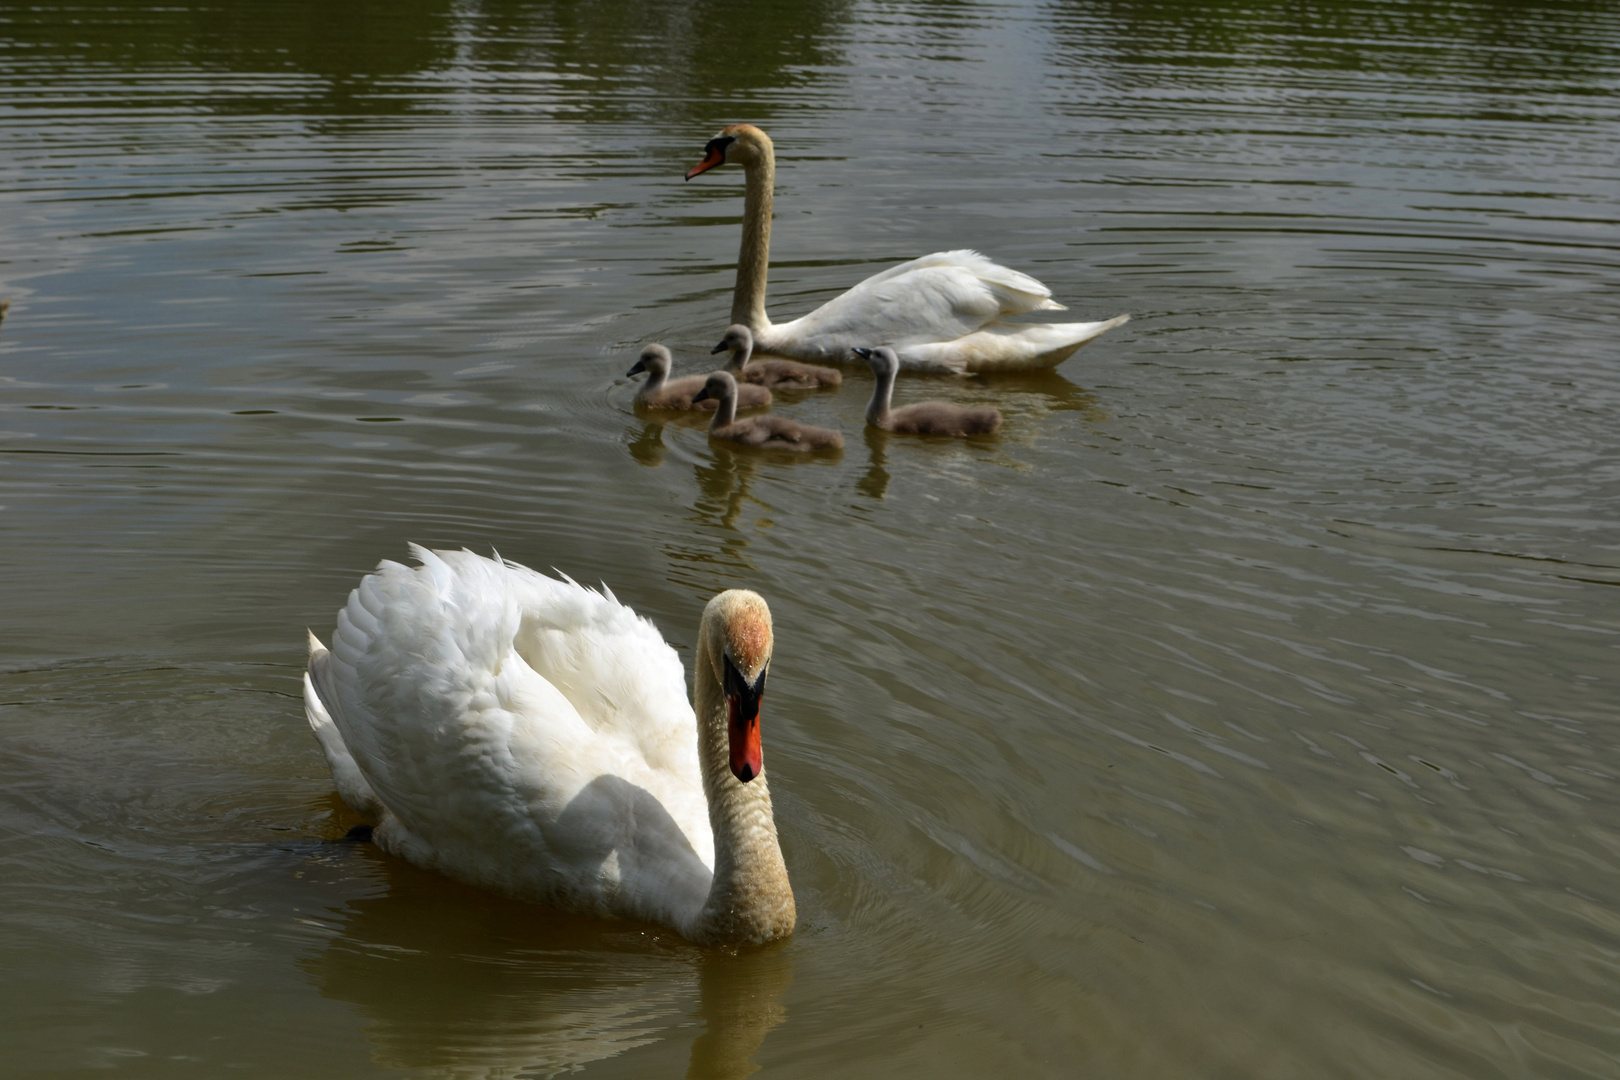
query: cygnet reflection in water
628 344 772 412
713 324 841 390
303 849 793 1080
854 346 1002 435
857 425 892 501
692 371 845 452
661 443 767 591
629 418 671 467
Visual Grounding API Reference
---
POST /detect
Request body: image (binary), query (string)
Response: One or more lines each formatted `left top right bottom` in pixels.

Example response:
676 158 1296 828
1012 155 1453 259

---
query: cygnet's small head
711 324 753 358
852 345 900 377
626 343 671 379
705 589 774 783
690 370 738 406
685 124 772 180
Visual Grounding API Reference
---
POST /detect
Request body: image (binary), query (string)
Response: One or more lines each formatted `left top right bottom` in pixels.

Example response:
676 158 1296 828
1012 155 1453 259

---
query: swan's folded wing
499 557 697 777
775 250 1064 355
471 551 715 880
310 547 714 906
900 250 1064 314
317 550 590 843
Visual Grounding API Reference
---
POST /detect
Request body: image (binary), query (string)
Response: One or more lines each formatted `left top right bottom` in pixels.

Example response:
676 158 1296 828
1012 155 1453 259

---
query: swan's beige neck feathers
727 126 775 333
691 590 794 945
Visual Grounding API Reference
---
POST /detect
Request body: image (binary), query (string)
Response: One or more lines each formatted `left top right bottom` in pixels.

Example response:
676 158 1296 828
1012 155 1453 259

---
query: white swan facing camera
686 123 1129 373
303 546 795 946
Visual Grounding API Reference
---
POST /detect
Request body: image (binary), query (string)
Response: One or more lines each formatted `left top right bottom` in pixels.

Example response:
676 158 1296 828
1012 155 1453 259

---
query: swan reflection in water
304 846 793 1080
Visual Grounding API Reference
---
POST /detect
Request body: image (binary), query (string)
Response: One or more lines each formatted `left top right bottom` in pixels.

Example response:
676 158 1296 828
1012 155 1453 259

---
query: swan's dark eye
724 654 767 707
706 135 736 158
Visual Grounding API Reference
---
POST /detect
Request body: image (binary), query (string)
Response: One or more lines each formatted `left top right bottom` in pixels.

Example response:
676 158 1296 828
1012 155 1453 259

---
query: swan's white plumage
772 249 1057 348
303 638 385 822
305 545 717 932
762 251 1127 374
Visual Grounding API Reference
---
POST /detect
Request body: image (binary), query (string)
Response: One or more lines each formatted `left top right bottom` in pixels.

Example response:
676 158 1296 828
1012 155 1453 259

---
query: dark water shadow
7 0 858 127
303 821 793 1076
305 850 695 1076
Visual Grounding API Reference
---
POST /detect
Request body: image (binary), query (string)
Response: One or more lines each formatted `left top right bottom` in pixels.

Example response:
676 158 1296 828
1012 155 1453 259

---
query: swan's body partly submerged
686 124 1129 374
714 324 841 390
856 346 1001 436
303 546 795 946
627 343 771 412
692 371 845 452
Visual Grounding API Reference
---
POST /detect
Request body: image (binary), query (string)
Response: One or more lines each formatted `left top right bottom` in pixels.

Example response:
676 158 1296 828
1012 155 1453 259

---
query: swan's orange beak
685 135 734 181
727 693 763 783
686 146 726 181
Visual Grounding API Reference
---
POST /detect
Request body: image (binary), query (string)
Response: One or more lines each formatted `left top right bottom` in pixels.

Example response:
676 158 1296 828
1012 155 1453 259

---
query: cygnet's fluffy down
627 344 771 411
692 371 844 452
712 325 841 390
854 346 1002 436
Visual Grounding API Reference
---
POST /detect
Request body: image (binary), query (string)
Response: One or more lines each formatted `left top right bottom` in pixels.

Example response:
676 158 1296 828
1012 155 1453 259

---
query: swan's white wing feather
774 255 1002 342
897 314 1132 372
490 554 694 775
303 634 386 821
835 250 1061 313
309 547 713 922
764 250 1085 369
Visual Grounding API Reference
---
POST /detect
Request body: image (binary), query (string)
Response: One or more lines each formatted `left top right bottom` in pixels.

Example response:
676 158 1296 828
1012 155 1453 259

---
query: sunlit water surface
2 1 1618 1076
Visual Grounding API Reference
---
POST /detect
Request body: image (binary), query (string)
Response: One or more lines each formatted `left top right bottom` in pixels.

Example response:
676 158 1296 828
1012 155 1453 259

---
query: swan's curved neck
866 365 896 426
723 344 751 375
734 148 774 332
709 386 739 429
692 631 794 945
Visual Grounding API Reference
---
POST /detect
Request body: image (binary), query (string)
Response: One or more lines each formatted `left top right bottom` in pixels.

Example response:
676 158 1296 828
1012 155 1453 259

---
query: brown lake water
2 0 1619 1076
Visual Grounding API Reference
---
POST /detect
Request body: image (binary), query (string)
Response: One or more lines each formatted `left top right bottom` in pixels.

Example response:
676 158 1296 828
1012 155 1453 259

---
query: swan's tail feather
1017 313 1130 368
896 312 1130 373
304 633 387 821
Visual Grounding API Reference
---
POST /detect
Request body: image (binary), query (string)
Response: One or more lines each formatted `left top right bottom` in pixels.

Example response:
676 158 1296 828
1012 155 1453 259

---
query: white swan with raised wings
302 545 794 946
686 123 1129 373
